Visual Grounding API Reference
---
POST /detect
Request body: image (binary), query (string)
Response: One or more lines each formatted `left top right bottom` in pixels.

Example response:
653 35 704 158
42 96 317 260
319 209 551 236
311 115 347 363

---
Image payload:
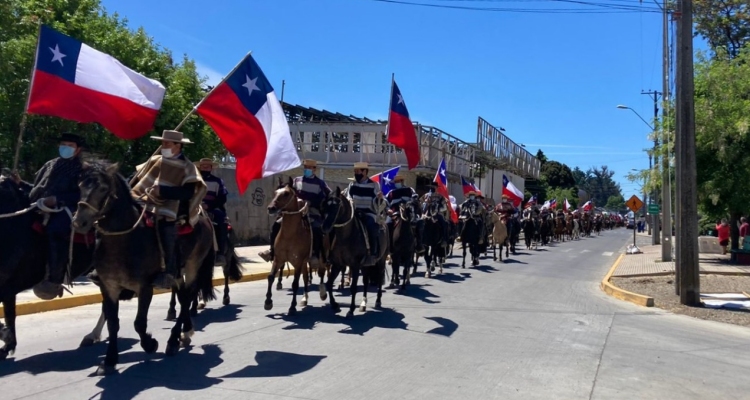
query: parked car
626 218 635 229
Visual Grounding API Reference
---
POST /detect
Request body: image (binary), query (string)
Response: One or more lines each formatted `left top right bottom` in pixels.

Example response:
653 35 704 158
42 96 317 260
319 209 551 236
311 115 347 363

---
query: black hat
57 133 85 147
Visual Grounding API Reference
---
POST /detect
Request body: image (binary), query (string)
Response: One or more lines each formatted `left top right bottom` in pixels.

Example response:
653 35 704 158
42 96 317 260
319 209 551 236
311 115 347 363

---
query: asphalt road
2 229 750 399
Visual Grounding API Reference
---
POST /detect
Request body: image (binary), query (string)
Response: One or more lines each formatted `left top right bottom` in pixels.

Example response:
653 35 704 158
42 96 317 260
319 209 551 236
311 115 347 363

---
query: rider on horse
29 133 85 300
495 195 514 218
130 130 207 289
460 191 486 244
386 174 424 254
424 188 451 244
348 162 384 267
259 159 330 265
195 158 228 267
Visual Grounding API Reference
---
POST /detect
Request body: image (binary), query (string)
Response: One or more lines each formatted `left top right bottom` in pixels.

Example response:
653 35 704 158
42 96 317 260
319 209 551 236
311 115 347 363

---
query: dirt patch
612 275 750 327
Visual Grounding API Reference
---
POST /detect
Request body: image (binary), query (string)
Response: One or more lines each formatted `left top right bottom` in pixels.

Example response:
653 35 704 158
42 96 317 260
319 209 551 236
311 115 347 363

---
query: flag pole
12 22 42 172
381 73 394 175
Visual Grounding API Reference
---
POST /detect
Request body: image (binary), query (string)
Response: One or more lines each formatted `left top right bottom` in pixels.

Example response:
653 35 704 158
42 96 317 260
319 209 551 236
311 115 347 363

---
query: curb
600 253 655 307
0 267 293 319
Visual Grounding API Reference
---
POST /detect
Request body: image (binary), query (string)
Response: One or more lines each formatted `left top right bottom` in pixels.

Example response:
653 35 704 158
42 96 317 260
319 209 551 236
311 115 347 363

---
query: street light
617 105 655 131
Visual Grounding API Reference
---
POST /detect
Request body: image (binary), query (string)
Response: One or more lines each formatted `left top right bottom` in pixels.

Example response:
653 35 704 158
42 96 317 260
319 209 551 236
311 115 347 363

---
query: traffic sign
626 195 644 213
648 204 660 214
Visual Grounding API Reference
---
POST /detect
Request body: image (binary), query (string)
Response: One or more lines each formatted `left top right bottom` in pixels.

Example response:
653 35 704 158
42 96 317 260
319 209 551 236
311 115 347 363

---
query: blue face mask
303 169 313 178
59 145 75 159
469 195 476 200
395 183 403 189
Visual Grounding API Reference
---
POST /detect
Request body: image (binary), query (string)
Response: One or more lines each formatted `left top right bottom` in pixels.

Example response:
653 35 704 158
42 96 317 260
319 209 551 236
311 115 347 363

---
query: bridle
76 174 148 236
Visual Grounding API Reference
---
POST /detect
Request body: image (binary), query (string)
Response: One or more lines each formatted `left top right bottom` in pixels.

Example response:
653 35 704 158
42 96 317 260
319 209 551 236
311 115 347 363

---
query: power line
367 0 662 13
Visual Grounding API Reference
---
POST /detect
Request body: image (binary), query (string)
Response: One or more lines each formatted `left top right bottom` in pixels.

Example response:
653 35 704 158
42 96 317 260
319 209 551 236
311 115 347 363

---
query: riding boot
153 220 178 289
214 220 228 267
33 236 67 300
310 226 323 265
259 218 281 262
363 218 380 267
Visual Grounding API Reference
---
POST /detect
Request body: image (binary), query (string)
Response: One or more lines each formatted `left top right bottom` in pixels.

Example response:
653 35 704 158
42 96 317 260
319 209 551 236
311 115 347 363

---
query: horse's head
71 162 120 234
399 200 418 223
267 177 297 215
321 187 346 234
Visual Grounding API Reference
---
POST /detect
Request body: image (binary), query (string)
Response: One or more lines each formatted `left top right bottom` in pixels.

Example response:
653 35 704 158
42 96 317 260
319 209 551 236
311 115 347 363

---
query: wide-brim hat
303 159 318 168
466 191 477 197
57 133 86 147
393 174 405 182
150 130 193 144
354 162 369 169
194 158 218 168
501 194 510 199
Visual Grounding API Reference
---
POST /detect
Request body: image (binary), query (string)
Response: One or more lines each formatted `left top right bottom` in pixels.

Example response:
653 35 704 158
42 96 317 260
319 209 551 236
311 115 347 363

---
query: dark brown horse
388 199 417 291
71 162 215 376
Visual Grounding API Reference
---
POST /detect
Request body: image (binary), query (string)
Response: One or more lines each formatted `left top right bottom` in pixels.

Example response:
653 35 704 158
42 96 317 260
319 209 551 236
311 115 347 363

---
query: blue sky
101 0 690 197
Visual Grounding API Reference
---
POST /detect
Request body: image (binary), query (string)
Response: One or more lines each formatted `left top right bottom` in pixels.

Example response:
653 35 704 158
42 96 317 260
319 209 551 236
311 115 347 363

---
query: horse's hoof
359 305 367 312
264 300 273 311
166 310 177 321
345 311 354 319
288 307 297 316
0 348 11 361
387 282 396 289
223 296 230 306
180 336 192 348
300 299 308 307
493 257 497 261
320 291 328 301
95 363 117 376
276 282 283 291
79 336 100 348
165 341 180 356
142 337 159 354
197 302 206 310
375 301 382 309
331 304 341 313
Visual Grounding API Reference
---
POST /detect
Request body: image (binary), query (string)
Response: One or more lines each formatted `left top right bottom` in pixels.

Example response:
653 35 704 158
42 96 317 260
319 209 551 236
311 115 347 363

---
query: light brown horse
489 212 509 262
554 216 566 242
264 178 320 315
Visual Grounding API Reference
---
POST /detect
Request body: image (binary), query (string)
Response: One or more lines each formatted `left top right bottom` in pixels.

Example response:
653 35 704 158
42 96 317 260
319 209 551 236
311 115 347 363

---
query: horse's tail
226 252 244 282
197 248 217 302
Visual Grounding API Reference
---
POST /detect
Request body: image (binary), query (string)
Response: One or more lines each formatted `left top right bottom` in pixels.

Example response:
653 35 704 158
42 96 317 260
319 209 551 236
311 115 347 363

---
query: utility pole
661 0 672 262
675 0 700 305
674 5 682 295
642 89 661 246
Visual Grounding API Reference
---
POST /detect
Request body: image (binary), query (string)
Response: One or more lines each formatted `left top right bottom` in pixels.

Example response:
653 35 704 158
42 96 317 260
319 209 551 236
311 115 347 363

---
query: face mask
469 195 476 200
59 145 75 159
161 148 173 158
395 183 403 189
303 169 313 178
354 173 364 182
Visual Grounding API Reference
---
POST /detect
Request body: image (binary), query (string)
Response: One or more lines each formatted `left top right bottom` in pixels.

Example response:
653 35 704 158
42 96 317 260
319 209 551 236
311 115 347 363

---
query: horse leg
197 290 206 310
0 294 17 360
134 286 159 354
318 264 328 301
359 269 369 313
325 263 341 313
166 288 189 355
388 256 399 289
402 250 412 290
265 260 281 311
493 242 497 261
80 305 106 347
346 267 361 319
461 243 467 268
166 288 177 321
276 266 283 291
96 292 120 376
299 263 310 309
223 274 231 306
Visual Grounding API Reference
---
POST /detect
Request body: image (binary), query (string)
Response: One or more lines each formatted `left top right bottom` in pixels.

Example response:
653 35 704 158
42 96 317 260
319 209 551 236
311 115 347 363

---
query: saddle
32 220 94 244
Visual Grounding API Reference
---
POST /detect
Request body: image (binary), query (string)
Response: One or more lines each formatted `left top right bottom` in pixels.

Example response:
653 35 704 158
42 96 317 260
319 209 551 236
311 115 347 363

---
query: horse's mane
82 161 135 205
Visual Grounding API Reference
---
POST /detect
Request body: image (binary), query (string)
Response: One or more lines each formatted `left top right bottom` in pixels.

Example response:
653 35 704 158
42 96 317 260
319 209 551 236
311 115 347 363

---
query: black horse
0 170 95 361
388 199 418 291
71 162 216 375
320 188 388 318
459 201 483 268
421 198 448 277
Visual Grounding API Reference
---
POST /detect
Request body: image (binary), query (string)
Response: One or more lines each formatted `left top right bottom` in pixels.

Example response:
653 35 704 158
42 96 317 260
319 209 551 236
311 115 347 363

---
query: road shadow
424 316 458 338
193 304 244 332
500 258 528 265
0 338 139 378
220 350 326 378
432 271 471 284
392 283 440 305
267 305 409 335
93 344 224 400
473 264 499 273
512 251 532 256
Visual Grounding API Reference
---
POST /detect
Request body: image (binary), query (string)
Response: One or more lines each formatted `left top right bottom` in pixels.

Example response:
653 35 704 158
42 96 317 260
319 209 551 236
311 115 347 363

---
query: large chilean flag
26 25 166 139
195 53 300 194
388 80 419 169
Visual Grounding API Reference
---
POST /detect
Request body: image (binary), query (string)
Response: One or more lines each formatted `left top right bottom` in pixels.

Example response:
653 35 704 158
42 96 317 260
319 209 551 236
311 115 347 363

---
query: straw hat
303 159 318 168
194 158 218 168
354 162 369 169
150 130 193 144
466 190 477 197
393 174 405 183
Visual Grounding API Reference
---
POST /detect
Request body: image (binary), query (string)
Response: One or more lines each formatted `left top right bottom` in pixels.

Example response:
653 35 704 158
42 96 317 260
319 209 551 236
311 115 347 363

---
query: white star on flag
49 44 66 66
242 75 259 96
440 167 445 177
397 94 405 105
383 175 392 185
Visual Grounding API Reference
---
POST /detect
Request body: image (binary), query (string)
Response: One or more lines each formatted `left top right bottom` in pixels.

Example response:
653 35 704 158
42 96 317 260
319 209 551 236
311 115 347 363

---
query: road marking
602 251 614 257
581 249 591 253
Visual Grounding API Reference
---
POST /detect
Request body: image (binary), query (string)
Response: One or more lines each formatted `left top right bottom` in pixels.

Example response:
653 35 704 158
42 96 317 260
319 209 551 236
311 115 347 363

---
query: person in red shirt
739 217 749 249
716 219 730 255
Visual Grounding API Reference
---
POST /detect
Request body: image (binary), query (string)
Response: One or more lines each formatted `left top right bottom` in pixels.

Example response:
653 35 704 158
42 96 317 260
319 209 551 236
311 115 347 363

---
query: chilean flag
549 198 557 209
387 81 419 169
196 53 300 194
525 195 537 209
434 159 458 223
582 200 592 211
460 176 481 196
370 166 400 196
502 174 523 207
26 25 166 139
564 198 572 211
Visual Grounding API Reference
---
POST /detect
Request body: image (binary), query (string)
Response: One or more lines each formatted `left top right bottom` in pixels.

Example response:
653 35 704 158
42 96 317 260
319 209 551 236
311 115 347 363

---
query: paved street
2 229 750 399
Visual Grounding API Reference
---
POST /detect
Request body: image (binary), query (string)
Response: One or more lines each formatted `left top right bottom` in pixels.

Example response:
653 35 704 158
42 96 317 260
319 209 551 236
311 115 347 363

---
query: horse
554 216 566 243
167 217 244 320
421 198 448 277
263 179 316 316
0 170 97 361
459 201 483 268
70 162 216 376
521 210 538 250
489 212 509 262
388 200 417 291
320 187 387 318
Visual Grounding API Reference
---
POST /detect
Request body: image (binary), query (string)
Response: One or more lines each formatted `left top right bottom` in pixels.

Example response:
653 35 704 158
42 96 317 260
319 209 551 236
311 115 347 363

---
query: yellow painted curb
600 253 655 307
0 267 296 318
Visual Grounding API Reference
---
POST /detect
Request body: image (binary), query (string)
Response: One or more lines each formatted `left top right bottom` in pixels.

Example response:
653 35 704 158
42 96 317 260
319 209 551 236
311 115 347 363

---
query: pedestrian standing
716 219 730 255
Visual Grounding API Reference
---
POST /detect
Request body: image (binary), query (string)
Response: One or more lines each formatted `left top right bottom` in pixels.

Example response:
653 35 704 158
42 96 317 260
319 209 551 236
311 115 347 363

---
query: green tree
540 160 576 189
0 0 223 177
694 0 750 59
546 187 577 210
605 194 625 211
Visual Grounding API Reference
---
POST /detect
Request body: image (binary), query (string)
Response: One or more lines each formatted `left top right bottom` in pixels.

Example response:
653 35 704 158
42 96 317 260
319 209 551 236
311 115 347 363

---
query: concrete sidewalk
614 232 750 277
8 244 276 310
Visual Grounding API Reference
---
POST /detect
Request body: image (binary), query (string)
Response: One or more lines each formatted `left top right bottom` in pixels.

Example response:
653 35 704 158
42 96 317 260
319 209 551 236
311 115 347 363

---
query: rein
332 197 354 228
83 187 151 236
